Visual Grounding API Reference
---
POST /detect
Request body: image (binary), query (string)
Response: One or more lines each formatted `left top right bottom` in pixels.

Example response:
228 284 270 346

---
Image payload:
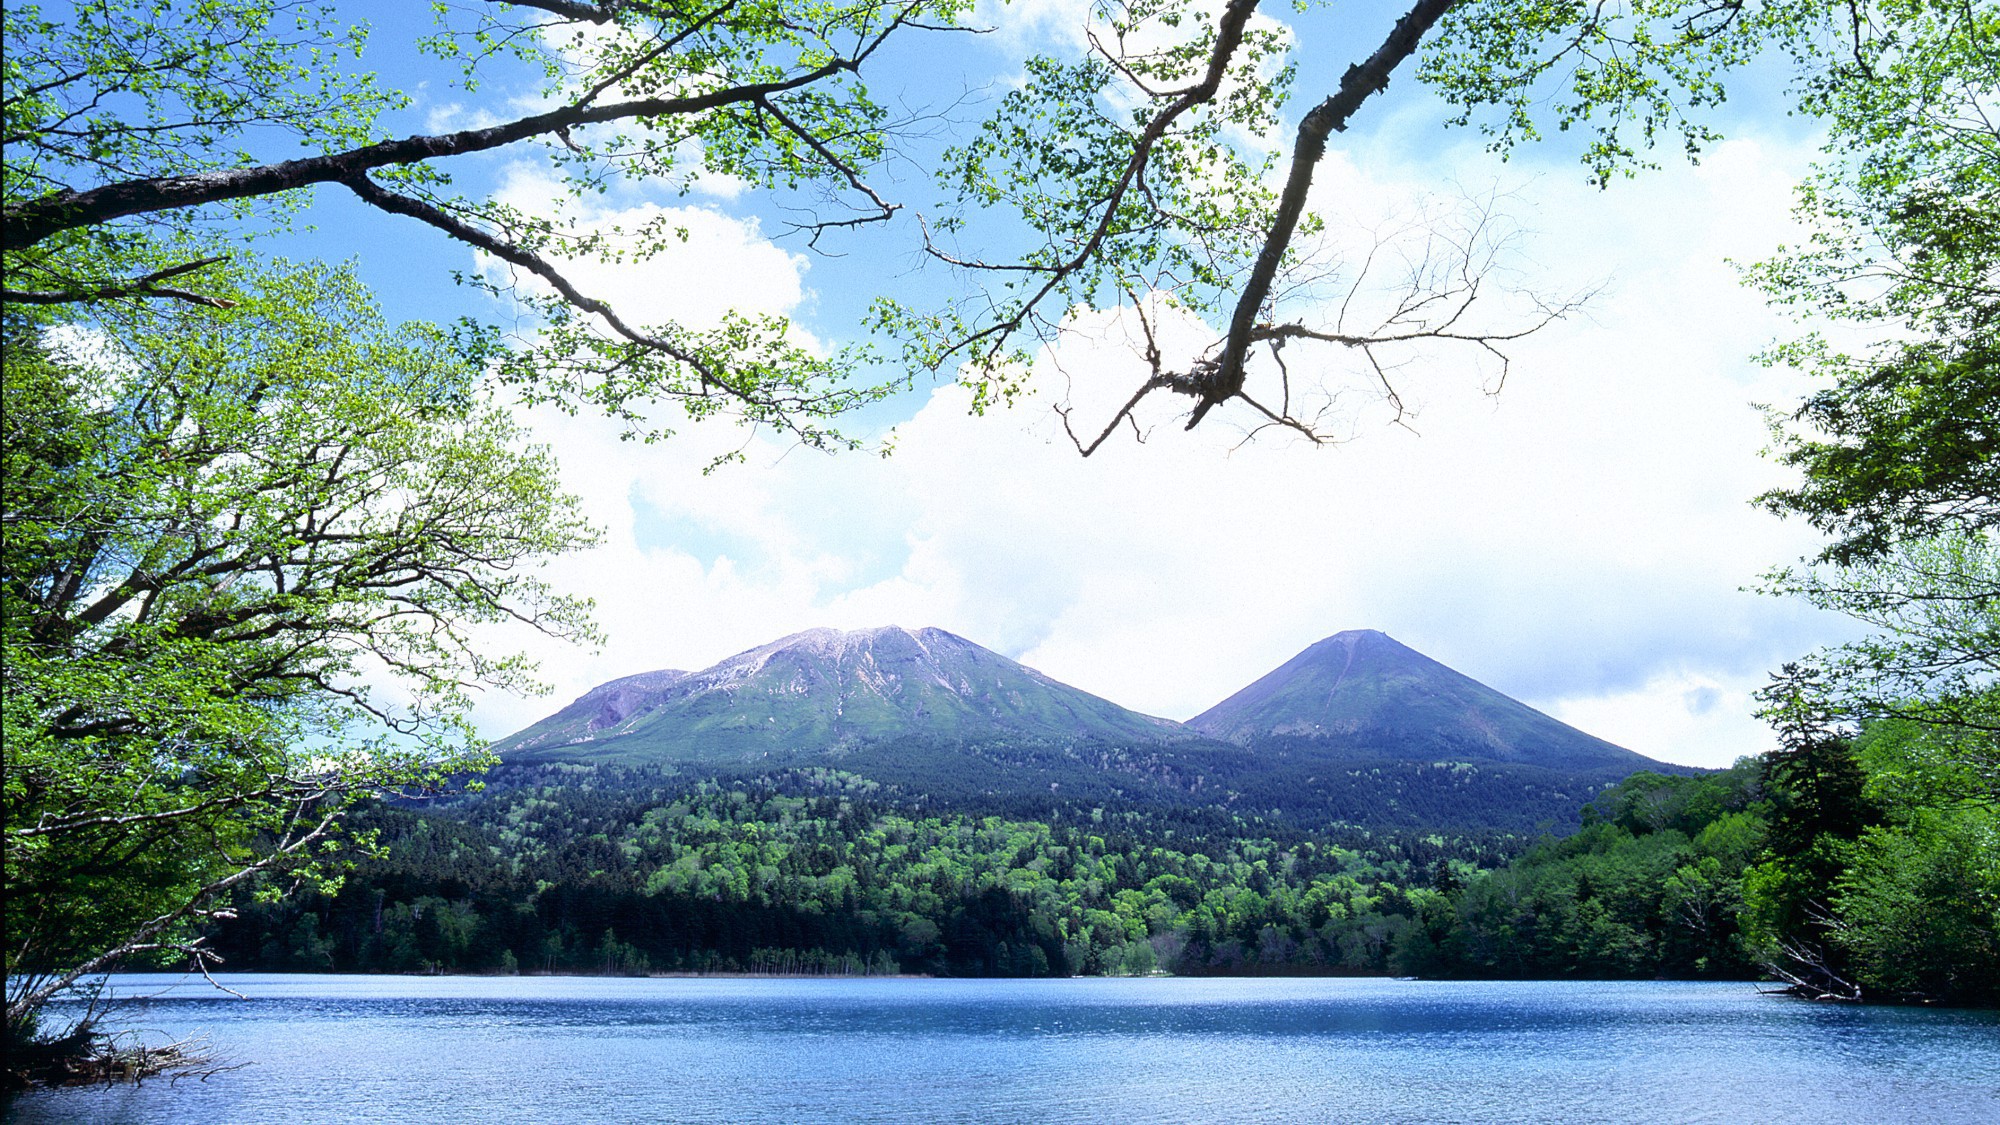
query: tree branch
498 0 622 23
2 255 237 308
5 805 342 1026
341 174 735 396
1192 0 1459 429
4 58 868 250
919 0 1265 368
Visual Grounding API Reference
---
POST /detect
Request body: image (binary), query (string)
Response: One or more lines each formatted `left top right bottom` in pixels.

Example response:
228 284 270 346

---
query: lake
6 975 1996 1123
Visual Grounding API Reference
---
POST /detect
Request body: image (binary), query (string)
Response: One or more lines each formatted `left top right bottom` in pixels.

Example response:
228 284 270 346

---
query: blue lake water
6 975 1997 1123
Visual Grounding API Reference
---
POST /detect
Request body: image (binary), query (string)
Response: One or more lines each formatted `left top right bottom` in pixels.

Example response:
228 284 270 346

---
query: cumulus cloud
458 95 1851 771
483 164 813 332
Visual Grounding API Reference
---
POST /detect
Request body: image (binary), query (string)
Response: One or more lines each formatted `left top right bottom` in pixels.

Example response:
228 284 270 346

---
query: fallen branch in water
4 1020 242 1091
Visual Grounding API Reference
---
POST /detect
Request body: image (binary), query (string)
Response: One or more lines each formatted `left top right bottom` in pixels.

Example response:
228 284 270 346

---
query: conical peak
1316 628 1396 651
1292 629 1412 672
1188 628 1647 770
729 625 929 665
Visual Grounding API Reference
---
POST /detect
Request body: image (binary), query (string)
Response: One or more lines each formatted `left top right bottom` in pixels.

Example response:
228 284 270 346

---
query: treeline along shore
205 724 1998 1006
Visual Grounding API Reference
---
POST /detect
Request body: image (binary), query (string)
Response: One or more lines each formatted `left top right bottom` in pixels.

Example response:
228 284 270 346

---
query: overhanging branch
3 56 868 250
1193 0 1459 428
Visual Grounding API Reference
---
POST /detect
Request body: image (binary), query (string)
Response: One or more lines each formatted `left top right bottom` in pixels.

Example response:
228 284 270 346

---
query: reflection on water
8 976 1998 1124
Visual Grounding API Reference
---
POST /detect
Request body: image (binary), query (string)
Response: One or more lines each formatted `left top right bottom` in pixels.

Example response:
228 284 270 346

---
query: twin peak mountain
498 626 1657 781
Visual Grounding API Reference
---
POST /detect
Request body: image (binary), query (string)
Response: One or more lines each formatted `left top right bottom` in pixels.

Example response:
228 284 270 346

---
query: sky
304 1 1861 769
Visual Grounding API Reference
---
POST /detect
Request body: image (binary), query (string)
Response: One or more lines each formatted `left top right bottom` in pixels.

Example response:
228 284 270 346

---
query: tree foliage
877 0 1582 451
8 2 1985 453
1832 718 2000 1003
1759 345 1999 563
0 0 1617 455
3 0 972 448
1695 2 2000 1006
1766 536 2000 774
1738 711 2000 1005
1 261 596 1041
1744 1 2000 563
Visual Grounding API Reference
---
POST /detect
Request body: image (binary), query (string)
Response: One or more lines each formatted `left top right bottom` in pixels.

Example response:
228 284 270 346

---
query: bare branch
340 175 737 398
755 96 902 246
1063 192 1588 456
2 256 237 308
1195 0 1459 429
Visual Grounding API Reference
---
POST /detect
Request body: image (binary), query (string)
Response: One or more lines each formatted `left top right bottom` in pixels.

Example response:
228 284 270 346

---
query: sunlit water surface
7 975 1996 1123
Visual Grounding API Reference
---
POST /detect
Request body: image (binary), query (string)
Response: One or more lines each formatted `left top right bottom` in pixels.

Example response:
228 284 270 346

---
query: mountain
499 668 690 750
491 625 1678 834
1188 629 1651 772
496 626 1186 764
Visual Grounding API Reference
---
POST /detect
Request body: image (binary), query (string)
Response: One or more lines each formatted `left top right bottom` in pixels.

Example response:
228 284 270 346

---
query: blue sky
272 1 1859 768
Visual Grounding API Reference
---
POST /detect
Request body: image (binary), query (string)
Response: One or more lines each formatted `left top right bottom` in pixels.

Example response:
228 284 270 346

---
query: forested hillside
209 730 1996 1005
209 766 1514 979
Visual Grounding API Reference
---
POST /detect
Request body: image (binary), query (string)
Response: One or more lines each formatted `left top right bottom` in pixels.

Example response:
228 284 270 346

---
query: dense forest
211 765 1511 981
206 719 1999 1005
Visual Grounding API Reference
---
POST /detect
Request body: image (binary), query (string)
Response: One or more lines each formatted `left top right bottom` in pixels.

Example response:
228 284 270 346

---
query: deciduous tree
1 261 596 1056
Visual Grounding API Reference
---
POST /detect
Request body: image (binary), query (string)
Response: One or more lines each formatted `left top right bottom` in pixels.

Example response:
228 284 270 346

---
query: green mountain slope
497 626 1186 765
1186 629 1652 772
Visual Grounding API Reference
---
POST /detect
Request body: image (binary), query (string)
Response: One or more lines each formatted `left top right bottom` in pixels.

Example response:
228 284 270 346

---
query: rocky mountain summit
497 626 1183 763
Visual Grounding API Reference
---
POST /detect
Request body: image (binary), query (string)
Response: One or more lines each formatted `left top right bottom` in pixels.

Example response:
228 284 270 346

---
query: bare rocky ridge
493 668 690 752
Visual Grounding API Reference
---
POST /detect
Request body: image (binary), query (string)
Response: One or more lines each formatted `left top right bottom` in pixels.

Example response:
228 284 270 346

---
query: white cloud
1543 672 1772 770
456 101 1852 773
485 164 813 331
971 0 1096 53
